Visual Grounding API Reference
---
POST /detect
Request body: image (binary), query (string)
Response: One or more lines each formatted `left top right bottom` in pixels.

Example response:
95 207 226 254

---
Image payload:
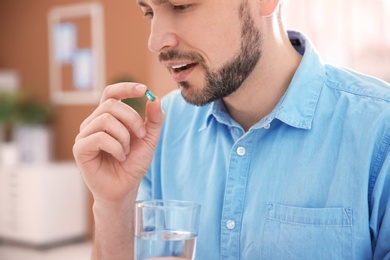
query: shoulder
322 65 390 130
322 65 390 133
323 66 390 151
324 65 390 103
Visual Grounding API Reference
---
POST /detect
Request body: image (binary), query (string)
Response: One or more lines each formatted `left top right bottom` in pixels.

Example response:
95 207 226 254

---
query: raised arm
73 82 165 259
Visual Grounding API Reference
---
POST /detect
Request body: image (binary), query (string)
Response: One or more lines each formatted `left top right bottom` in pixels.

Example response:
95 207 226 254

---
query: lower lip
170 64 197 82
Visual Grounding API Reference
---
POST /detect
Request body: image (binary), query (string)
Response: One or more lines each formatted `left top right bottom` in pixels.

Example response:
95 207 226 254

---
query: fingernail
135 84 146 93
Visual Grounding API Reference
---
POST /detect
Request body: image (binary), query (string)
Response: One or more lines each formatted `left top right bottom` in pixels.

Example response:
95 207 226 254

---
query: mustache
159 49 205 64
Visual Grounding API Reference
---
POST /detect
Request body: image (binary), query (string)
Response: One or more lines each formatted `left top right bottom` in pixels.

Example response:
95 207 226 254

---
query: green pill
145 89 155 101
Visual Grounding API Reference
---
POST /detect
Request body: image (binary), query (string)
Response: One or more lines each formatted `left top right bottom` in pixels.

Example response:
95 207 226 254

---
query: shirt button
264 123 271 129
226 220 236 230
236 146 246 156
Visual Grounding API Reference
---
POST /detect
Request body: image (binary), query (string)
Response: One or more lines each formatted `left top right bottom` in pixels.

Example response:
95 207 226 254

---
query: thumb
143 96 165 143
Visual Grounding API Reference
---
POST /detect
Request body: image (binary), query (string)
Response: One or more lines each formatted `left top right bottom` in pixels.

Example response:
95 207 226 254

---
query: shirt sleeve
370 131 390 260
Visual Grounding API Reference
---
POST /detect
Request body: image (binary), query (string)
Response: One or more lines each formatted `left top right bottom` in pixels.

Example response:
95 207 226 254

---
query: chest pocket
261 204 353 259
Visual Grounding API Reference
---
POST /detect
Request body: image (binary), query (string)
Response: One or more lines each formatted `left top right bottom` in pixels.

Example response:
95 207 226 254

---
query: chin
180 91 206 107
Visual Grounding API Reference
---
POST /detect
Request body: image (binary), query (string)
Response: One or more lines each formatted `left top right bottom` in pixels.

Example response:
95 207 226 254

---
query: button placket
221 139 252 257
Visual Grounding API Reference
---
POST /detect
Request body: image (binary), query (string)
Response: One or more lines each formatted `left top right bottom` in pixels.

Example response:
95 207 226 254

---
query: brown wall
0 0 176 161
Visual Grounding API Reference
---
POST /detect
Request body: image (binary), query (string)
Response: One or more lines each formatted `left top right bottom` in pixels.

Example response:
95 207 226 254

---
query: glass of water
134 200 201 260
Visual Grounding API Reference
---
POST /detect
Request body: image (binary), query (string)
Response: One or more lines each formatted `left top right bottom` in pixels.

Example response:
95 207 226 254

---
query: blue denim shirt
138 32 390 259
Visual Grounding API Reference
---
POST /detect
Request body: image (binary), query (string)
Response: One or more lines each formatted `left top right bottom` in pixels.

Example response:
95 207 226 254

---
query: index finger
100 82 147 104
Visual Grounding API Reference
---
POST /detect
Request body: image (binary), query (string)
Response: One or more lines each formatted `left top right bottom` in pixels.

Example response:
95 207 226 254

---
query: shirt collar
198 100 237 132
273 31 325 130
200 31 325 131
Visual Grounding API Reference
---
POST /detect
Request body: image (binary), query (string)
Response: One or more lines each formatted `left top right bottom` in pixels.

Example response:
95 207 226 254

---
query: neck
223 30 302 132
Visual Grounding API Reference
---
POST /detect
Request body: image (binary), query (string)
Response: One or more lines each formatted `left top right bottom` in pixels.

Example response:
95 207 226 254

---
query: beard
159 0 263 106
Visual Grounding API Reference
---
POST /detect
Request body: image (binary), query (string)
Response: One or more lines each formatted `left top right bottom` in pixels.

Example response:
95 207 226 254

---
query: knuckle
105 98 118 106
103 84 115 96
100 112 113 122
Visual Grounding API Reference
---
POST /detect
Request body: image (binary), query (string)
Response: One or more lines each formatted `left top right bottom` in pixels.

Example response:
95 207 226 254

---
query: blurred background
0 0 389 259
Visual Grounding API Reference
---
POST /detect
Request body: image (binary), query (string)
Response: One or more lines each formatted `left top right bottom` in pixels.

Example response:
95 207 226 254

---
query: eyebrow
137 0 169 7
137 0 148 7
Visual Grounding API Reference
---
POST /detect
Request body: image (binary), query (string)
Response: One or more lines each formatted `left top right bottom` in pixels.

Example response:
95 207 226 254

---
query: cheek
176 12 242 67
192 30 241 69
201 19 242 67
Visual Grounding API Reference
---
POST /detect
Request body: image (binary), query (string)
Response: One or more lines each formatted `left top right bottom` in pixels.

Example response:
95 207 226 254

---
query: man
73 0 390 259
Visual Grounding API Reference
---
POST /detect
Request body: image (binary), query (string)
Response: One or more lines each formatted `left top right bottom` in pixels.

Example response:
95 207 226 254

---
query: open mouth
171 63 197 73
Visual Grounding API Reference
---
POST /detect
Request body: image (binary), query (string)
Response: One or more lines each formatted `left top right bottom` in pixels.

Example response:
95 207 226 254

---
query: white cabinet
0 162 88 246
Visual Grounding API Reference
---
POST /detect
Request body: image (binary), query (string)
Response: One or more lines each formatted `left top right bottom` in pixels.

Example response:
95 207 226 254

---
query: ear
259 0 280 17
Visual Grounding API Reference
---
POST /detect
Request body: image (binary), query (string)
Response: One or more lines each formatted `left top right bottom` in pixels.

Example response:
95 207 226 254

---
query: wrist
92 195 136 259
92 187 138 211
92 194 136 220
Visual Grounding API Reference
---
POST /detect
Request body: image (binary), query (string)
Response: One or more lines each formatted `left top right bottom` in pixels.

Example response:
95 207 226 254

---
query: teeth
171 64 187 69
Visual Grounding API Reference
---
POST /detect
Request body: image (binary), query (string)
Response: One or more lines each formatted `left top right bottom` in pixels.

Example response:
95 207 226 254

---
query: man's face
138 0 263 106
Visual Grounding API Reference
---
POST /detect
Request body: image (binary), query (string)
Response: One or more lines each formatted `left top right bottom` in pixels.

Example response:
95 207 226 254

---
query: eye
142 8 154 19
173 4 191 11
144 11 154 18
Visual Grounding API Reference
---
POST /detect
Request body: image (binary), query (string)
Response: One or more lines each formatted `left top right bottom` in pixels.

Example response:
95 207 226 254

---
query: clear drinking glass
134 200 201 260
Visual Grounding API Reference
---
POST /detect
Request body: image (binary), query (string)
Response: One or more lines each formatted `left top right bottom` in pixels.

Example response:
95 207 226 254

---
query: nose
148 15 179 53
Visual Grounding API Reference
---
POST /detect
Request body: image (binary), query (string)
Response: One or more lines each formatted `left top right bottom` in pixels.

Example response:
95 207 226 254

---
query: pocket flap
266 203 352 226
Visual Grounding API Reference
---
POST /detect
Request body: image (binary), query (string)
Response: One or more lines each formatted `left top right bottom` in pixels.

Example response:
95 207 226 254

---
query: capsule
145 89 155 101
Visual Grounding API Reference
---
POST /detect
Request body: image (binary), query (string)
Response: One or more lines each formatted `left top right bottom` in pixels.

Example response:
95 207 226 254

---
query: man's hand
73 82 165 259
73 82 165 205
